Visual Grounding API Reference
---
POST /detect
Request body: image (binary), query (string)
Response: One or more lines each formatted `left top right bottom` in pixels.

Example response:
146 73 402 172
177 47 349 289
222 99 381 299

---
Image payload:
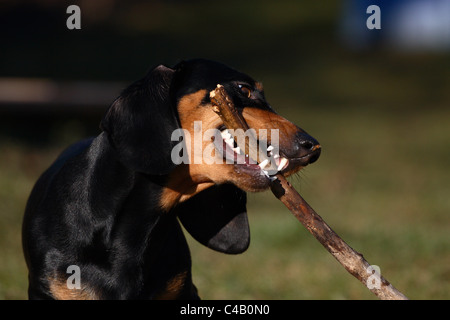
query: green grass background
1 0 449 299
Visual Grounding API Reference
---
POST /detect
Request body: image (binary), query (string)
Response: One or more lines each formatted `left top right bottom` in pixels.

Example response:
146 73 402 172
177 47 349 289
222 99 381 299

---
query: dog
22 59 321 299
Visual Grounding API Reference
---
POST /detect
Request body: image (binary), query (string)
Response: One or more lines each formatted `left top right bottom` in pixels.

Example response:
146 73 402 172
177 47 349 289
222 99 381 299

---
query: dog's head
101 59 320 254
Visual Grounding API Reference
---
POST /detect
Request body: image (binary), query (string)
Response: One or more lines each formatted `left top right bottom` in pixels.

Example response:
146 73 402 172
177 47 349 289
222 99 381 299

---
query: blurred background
1 0 449 299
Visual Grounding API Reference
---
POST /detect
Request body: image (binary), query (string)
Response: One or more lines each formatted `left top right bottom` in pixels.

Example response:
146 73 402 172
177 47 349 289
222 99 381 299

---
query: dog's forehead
176 60 256 92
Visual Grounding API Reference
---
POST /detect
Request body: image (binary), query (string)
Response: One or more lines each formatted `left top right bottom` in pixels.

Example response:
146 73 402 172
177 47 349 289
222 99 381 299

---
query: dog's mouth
213 127 290 179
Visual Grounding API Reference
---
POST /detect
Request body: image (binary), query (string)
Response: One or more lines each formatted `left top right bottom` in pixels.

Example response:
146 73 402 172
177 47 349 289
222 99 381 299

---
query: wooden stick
211 85 277 173
210 85 408 300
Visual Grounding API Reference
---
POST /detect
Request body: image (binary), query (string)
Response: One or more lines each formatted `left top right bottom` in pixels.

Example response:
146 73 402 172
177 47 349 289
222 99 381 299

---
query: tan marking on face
159 90 221 211
241 107 299 146
159 164 215 211
159 91 304 209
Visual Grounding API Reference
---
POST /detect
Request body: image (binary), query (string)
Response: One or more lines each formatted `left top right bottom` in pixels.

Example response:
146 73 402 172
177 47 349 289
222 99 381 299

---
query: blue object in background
340 0 450 52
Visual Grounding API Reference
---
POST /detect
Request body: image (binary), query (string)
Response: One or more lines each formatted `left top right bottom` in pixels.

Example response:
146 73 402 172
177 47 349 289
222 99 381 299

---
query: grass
0 142 62 299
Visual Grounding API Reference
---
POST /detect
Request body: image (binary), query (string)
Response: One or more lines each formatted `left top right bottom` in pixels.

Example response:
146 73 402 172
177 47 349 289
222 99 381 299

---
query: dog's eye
238 84 252 98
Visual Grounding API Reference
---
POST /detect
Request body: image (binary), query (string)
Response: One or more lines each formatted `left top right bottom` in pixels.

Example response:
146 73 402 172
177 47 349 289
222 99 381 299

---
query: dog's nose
291 131 321 165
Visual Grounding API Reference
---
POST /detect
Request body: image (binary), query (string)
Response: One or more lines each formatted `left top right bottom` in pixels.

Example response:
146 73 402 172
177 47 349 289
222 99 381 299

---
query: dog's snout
287 131 321 165
296 132 320 152
299 136 316 151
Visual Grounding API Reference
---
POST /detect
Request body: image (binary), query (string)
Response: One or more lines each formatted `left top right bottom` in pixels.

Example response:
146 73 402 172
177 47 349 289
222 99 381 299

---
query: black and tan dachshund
22 59 321 299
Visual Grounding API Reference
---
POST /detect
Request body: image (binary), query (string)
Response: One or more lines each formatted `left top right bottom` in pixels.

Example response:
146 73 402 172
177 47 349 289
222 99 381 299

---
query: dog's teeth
267 145 274 151
258 159 270 169
232 146 241 154
221 130 231 140
225 138 235 147
277 158 288 171
274 154 280 159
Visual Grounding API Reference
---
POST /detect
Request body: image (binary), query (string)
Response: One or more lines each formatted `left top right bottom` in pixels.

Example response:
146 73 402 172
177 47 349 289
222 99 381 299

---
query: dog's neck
158 164 215 212
81 133 193 298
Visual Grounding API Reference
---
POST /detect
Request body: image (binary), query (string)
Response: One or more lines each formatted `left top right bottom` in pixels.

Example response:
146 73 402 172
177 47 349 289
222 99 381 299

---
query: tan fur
154 271 188 300
159 89 302 210
159 164 215 211
48 276 99 300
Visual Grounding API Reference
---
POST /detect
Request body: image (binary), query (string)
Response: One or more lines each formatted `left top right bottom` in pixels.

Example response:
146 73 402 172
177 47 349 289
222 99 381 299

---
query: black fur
22 59 320 300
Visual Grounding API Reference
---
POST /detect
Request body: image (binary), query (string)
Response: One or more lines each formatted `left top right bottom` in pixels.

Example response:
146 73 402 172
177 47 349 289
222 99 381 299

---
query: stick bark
210 85 408 300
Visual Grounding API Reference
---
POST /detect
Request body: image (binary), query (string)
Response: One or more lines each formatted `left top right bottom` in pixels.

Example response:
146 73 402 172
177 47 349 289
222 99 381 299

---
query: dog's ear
176 184 250 254
100 65 180 175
